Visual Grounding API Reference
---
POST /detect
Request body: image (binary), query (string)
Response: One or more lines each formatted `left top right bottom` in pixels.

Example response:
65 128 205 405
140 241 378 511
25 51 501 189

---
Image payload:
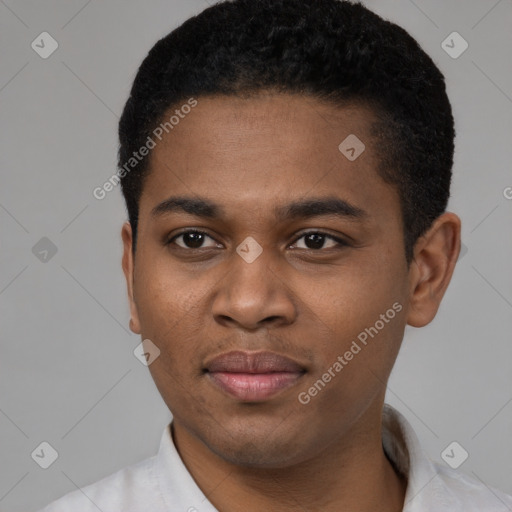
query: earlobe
406 212 461 328
121 222 141 334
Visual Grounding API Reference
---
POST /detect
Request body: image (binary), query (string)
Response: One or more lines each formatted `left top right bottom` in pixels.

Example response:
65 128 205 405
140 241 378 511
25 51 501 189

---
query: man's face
123 93 412 467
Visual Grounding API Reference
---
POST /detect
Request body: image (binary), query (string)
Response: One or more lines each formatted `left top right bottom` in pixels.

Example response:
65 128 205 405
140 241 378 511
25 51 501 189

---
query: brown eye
169 230 221 249
291 232 346 250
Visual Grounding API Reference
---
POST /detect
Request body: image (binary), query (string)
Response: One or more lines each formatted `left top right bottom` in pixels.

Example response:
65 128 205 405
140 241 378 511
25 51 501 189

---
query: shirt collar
153 423 219 512
151 404 459 511
382 404 442 510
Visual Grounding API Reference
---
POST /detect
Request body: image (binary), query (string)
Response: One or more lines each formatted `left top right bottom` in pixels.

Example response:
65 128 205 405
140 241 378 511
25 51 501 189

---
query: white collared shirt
39 404 512 511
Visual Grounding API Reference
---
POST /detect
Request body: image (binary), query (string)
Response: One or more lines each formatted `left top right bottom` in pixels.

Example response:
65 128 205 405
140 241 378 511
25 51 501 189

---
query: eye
167 229 347 251
290 231 347 250
168 230 221 249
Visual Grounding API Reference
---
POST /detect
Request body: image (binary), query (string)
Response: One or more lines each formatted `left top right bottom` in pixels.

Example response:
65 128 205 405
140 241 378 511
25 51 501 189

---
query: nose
211 249 297 331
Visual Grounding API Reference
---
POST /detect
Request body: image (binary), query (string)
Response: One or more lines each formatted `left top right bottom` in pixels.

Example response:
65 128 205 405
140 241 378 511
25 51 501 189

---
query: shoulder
426 461 512 511
382 405 512 511
38 455 165 512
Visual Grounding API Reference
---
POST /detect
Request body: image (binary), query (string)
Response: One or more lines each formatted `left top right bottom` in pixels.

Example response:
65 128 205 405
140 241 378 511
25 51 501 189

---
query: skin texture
122 93 461 512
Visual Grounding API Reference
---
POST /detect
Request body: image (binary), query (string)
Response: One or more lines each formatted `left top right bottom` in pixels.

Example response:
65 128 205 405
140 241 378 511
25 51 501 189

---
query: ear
121 222 141 334
406 212 461 327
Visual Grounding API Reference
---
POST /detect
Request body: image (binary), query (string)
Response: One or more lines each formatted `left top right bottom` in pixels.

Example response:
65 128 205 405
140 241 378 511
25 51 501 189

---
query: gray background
1 0 511 510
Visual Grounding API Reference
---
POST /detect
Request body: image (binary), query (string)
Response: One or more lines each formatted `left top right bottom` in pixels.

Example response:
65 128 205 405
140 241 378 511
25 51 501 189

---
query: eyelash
166 229 348 251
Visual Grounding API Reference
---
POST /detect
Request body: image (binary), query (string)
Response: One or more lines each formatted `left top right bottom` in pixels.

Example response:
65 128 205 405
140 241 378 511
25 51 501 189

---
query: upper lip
205 351 305 374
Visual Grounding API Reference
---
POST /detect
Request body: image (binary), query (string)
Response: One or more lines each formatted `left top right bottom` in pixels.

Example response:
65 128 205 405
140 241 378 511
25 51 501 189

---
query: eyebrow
151 195 367 222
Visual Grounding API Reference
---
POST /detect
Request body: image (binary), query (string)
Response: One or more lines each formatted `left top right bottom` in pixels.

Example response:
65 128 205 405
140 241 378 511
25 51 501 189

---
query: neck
172 402 407 512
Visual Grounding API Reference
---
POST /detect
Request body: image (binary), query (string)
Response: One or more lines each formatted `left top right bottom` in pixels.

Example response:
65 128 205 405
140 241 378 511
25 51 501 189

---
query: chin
200 421 313 469
213 442 302 469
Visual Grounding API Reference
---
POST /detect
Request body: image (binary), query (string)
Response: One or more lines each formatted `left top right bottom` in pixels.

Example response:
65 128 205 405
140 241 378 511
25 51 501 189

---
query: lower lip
207 371 303 401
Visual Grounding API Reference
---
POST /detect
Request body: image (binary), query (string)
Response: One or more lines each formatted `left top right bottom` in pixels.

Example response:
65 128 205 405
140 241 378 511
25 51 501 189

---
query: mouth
204 350 306 402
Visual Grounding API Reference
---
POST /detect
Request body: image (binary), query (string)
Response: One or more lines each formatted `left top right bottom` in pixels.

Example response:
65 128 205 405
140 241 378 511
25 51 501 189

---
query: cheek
132 274 206 391
295 309 405 429
300 250 405 326
134 251 203 333
297 253 407 385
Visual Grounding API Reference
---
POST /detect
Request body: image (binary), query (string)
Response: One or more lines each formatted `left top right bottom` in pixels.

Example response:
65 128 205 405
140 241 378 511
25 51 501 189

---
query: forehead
155 92 374 156
140 93 400 225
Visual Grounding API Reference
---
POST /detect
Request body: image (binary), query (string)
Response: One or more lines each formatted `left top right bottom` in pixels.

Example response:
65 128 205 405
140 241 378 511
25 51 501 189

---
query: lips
205 351 305 401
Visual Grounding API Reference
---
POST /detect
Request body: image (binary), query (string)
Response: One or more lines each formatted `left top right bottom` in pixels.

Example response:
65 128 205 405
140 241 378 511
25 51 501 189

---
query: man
40 0 512 510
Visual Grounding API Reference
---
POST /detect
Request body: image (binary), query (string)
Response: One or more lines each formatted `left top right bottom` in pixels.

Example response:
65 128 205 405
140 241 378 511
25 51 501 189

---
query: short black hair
118 0 454 263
